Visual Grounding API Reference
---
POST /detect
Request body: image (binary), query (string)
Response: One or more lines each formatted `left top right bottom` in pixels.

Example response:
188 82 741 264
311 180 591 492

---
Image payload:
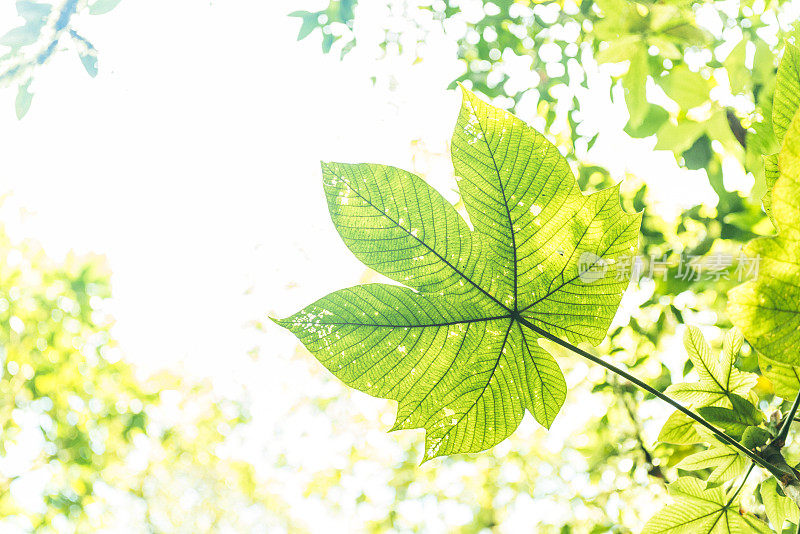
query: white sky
0 0 729 396
0 0 437 382
0 0 726 395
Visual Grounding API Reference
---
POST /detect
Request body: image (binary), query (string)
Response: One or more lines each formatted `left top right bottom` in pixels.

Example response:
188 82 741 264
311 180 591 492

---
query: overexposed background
0 1 755 531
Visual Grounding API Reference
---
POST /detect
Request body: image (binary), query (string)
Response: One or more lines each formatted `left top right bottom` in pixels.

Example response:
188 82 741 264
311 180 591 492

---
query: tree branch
726 462 755 507
617 382 667 482
515 316 775 472
775 390 800 447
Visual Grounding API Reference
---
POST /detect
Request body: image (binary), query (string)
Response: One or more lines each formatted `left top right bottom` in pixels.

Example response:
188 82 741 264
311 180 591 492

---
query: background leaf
729 107 800 365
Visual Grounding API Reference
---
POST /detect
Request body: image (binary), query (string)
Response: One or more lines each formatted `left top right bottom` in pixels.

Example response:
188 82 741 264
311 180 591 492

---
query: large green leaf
658 328 759 461
696 393 762 440
772 42 800 145
763 42 800 219
642 477 771 534
276 88 642 459
728 107 800 366
759 354 800 399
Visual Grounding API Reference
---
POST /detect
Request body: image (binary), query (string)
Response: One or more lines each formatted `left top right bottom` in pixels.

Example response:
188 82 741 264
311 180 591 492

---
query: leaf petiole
515 316 773 472
776 390 800 446
725 462 755 508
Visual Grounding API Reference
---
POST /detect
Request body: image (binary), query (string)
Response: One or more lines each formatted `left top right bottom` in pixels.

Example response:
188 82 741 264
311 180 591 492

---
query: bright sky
0 0 721 384
0 0 431 382
0 0 730 402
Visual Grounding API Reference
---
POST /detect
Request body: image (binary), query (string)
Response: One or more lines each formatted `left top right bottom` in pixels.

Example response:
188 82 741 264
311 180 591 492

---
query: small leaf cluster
0 0 122 119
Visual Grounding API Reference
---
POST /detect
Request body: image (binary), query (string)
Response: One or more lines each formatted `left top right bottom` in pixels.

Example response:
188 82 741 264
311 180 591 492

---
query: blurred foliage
0 0 122 119
0 225 295 532
293 0 795 201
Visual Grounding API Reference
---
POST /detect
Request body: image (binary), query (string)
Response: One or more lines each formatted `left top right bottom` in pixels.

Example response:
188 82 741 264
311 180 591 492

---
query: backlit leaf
658 411 702 445
276 88 642 459
664 327 757 408
728 106 800 366
758 354 800 399
643 477 771 534
773 42 800 145
696 394 761 440
761 477 800 531
675 436 746 484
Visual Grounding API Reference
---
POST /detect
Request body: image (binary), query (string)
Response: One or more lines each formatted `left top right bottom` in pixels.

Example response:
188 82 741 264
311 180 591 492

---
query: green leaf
696 394 761 440
655 120 706 155
728 107 800 366
773 42 800 144
658 65 711 110
624 104 668 138
290 11 319 41
754 40 775 84
682 135 712 170
15 80 33 120
675 439 746 484
595 35 641 63
623 45 649 127
763 153 779 220
724 38 749 95
758 354 800 399
740 426 771 449
761 477 800 531
276 88 642 459
88 0 123 15
664 327 758 408
648 36 681 60
658 411 702 445
321 33 337 53
643 477 771 533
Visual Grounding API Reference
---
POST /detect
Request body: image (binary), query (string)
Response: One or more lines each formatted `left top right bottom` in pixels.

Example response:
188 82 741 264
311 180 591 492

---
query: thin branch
617 381 667 482
725 108 747 149
515 316 774 472
726 462 755 507
776 390 800 447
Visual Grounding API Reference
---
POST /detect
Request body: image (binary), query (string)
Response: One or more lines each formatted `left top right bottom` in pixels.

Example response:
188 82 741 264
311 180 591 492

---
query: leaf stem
725 462 754 508
777 390 800 446
617 380 667 482
515 317 772 471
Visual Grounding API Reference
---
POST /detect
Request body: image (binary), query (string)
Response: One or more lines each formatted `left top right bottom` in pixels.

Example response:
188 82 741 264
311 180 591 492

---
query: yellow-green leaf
643 477 771 534
758 354 800 399
728 106 800 366
773 42 800 144
664 327 758 408
276 88 642 460
761 477 800 531
658 411 702 445
658 65 711 110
